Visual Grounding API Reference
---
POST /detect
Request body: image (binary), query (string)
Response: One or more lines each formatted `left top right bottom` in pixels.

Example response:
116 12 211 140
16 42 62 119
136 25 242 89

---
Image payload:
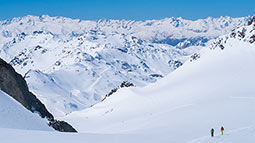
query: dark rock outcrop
102 81 134 101
0 58 53 119
190 53 200 62
120 81 134 88
0 58 77 132
49 120 77 132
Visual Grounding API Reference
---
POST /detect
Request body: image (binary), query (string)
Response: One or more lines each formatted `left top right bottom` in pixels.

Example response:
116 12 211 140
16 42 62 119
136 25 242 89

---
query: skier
211 128 214 137
221 126 224 135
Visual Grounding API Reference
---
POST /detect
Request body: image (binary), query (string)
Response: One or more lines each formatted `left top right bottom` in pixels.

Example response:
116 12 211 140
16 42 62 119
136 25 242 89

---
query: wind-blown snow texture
0 90 51 131
0 15 251 116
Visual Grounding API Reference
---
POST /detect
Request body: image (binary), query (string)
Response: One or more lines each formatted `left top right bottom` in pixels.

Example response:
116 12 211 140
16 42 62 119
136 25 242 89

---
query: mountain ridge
0 58 77 132
0 15 252 116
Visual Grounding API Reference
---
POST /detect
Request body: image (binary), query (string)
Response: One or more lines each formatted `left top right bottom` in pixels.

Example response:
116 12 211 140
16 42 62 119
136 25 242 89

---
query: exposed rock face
102 81 134 102
190 53 200 62
0 58 52 119
120 81 135 88
210 16 255 51
49 120 77 132
0 58 77 132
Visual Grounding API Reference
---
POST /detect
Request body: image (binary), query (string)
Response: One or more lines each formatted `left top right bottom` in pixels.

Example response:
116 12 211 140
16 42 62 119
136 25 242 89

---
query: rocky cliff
0 58 77 132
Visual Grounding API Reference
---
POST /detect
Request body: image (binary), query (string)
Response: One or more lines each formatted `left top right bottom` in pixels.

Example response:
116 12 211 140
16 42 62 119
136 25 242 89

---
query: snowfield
1 33 255 143
0 15 251 117
63 34 255 142
1 126 255 143
0 90 51 131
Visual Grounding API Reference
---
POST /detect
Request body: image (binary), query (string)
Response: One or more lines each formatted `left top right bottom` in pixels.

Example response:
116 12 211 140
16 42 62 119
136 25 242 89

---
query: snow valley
0 15 255 143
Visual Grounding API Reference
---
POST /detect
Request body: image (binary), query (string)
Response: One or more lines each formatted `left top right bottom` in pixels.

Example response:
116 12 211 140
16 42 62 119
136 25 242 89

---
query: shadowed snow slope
63 36 255 142
0 90 52 131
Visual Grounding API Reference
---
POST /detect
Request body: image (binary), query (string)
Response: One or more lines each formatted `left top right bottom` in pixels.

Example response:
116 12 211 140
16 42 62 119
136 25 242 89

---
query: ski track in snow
87 67 110 92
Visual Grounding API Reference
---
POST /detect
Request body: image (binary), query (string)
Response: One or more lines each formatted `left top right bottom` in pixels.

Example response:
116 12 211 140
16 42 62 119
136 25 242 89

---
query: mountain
0 58 76 132
210 16 255 50
0 58 53 119
0 15 251 117
0 16 254 143
1 22 255 143
62 18 255 143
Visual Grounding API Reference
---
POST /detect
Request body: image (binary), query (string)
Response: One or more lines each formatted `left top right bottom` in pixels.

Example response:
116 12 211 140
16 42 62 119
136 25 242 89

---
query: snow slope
2 32 252 142
1 126 255 143
187 126 255 143
0 90 52 131
63 22 255 143
1 17 255 143
0 15 251 117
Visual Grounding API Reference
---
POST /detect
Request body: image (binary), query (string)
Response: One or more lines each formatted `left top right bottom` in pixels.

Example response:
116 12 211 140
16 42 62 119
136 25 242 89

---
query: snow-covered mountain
210 17 255 50
62 18 255 143
1 16 255 143
0 15 251 117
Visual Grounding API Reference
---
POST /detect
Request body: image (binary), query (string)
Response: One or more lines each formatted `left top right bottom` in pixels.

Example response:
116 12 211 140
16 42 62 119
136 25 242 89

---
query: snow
1 126 255 143
187 126 255 143
0 15 250 117
61 34 255 142
0 90 52 131
1 16 255 142
1 39 255 142
1 30 198 117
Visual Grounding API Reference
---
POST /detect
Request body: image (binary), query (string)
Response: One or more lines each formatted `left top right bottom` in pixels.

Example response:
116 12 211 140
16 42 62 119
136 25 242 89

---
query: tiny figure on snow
211 128 214 137
221 126 224 135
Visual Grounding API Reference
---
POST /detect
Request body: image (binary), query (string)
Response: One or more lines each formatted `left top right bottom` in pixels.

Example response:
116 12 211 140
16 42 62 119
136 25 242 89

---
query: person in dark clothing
221 126 224 135
211 128 214 137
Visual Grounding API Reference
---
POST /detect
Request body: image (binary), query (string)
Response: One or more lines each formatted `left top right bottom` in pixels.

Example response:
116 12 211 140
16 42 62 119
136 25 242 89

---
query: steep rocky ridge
0 58 77 132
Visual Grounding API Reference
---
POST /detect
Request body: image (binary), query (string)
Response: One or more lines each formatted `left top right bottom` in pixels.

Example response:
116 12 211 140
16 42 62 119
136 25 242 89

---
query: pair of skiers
211 126 224 137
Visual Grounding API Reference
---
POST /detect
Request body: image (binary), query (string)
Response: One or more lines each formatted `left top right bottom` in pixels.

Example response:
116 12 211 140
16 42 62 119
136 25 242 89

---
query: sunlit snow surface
1 33 255 143
63 35 255 142
0 15 250 116
0 90 51 131
1 18 255 142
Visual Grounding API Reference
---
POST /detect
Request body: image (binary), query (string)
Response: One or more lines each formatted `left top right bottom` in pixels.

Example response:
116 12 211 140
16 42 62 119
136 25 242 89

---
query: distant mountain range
0 15 252 117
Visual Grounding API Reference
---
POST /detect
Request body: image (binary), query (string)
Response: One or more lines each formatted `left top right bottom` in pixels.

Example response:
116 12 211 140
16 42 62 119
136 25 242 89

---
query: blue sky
0 0 254 21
